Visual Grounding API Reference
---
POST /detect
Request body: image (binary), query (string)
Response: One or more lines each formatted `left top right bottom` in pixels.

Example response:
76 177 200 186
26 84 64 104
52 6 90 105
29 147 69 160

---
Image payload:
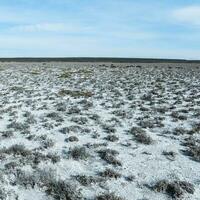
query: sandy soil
0 62 199 200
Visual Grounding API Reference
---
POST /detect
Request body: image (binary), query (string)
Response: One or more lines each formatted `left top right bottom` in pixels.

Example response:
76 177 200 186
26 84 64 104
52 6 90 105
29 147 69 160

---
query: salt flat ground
0 62 200 200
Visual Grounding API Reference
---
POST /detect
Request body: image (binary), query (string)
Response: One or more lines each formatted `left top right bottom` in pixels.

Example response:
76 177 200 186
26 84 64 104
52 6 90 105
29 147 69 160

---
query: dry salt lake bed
0 62 200 200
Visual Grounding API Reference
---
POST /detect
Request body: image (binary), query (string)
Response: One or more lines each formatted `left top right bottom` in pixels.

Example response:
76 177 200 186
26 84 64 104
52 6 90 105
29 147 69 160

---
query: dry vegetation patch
58 89 93 98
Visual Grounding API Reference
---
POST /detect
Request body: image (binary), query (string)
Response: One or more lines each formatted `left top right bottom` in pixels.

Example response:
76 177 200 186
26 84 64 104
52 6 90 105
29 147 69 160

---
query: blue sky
0 0 200 59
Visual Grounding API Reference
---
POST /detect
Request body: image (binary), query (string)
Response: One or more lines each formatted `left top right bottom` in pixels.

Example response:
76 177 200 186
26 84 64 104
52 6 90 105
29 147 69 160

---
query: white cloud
107 31 157 40
11 23 71 32
173 5 200 26
14 23 66 32
7 22 157 41
9 22 93 34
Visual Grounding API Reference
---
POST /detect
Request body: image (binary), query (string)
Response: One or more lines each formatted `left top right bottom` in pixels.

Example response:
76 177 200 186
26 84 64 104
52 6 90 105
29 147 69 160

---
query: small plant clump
130 127 153 145
69 146 90 160
98 149 122 166
162 151 176 161
14 168 83 200
2 144 31 157
95 192 124 200
65 136 79 142
183 140 200 162
74 175 103 186
45 179 83 200
104 135 119 142
58 89 93 98
153 180 194 199
99 168 121 179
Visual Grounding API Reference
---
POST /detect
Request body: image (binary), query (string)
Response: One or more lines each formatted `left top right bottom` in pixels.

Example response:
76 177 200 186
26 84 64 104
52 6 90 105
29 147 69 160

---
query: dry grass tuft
58 89 93 98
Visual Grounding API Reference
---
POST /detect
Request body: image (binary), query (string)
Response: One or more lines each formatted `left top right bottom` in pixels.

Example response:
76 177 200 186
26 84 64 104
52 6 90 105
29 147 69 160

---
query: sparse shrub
155 107 168 113
99 168 121 179
78 99 93 110
171 111 187 120
36 168 56 187
130 126 145 135
56 102 66 112
1 131 13 138
173 127 189 135
96 192 124 200
130 127 153 145
71 117 88 125
4 161 18 170
104 135 119 142
137 120 154 129
63 125 90 134
67 107 81 114
45 179 83 200
91 132 100 139
102 125 116 133
29 70 40 75
23 111 36 124
15 168 83 199
153 179 194 198
112 110 126 118
0 152 6 160
42 122 54 130
58 89 92 98
89 114 100 121
10 86 24 92
65 136 79 142
189 123 200 134
47 153 61 164
69 146 89 160
37 134 47 140
125 175 135 182
26 115 36 124
107 117 121 125
110 64 116 68
98 148 119 156
0 188 8 200
59 127 69 134
14 169 37 188
139 106 149 112
162 151 176 161
41 138 55 149
183 142 200 162
182 136 196 147
26 134 36 140
98 149 121 166
3 144 31 157
7 122 30 131
46 112 64 122
29 152 48 165
74 175 103 186
59 71 71 79
141 93 152 101
85 143 107 149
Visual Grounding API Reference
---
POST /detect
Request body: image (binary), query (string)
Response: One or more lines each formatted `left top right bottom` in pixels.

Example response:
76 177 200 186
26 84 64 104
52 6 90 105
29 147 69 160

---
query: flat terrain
0 62 200 200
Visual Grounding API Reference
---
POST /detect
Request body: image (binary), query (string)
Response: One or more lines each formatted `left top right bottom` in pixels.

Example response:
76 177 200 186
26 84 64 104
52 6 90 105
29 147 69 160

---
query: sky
0 0 200 59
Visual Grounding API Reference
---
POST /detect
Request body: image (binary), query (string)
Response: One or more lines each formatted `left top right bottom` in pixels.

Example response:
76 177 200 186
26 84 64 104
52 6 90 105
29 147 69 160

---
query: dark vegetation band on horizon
0 57 200 63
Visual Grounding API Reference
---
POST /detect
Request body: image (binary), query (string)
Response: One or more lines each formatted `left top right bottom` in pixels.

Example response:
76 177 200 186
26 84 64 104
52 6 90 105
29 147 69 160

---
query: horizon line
0 57 200 63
